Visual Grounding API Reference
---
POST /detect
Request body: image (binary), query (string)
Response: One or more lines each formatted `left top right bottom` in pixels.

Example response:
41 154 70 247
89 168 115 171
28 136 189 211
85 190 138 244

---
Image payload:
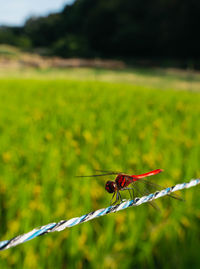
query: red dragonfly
77 168 178 205
77 169 182 206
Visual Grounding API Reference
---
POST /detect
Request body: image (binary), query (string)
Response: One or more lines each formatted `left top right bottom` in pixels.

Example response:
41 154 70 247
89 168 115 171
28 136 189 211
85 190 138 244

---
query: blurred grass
0 45 20 56
0 68 200 268
1 66 200 92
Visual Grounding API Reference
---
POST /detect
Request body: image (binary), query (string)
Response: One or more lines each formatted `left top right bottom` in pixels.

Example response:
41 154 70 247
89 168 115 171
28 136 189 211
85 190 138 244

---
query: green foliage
52 35 90 57
24 14 62 47
0 27 17 45
0 27 31 50
0 69 200 268
15 36 32 50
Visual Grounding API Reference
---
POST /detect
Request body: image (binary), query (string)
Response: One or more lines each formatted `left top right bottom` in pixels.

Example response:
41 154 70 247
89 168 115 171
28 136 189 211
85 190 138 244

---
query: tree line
0 0 199 67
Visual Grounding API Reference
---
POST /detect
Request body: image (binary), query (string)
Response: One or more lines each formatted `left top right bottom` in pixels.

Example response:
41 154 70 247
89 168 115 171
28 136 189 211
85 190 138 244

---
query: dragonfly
77 169 181 206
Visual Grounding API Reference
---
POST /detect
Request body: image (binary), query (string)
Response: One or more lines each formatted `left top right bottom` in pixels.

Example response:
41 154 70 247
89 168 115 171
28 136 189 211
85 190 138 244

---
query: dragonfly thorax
105 181 117 193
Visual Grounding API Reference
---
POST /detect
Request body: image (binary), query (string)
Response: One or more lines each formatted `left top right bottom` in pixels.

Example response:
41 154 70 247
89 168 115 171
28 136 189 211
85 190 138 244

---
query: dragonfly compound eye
105 181 116 193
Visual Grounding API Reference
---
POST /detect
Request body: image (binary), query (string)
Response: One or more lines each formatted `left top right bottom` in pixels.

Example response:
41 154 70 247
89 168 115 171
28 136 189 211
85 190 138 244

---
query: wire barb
0 178 199 251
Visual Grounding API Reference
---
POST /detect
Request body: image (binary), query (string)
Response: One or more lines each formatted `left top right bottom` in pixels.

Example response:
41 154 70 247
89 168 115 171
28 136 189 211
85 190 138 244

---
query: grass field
0 67 200 268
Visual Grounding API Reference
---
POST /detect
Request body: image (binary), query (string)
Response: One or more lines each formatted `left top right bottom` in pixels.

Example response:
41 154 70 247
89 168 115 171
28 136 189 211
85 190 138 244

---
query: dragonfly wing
94 169 124 174
132 181 160 210
76 172 119 178
138 179 184 201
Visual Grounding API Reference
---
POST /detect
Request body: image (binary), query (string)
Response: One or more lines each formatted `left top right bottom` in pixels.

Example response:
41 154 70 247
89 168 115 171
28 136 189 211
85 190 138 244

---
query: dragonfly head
105 181 117 193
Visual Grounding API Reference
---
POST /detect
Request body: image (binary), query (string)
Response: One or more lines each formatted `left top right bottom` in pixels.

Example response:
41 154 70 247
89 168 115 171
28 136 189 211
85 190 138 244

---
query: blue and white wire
0 178 199 251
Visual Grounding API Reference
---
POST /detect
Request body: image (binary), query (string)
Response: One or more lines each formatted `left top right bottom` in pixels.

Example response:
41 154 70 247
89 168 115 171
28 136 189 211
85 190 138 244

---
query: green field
0 67 200 268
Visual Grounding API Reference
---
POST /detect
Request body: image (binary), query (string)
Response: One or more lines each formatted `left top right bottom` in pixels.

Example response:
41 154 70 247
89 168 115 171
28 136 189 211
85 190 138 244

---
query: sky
0 0 75 26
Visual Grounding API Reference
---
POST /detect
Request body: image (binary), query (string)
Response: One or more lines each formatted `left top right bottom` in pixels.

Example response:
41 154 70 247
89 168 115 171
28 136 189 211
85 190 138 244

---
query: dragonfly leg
118 191 122 202
121 187 134 200
110 192 116 205
129 189 134 200
110 192 121 205
110 191 124 205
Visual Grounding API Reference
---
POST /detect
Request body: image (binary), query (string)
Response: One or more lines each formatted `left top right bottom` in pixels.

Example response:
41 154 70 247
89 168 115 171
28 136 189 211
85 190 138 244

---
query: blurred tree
0 0 200 65
0 26 31 49
24 13 62 47
52 34 90 57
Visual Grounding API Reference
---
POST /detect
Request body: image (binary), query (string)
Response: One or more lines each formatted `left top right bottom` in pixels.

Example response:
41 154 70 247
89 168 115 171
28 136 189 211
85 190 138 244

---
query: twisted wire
0 178 199 251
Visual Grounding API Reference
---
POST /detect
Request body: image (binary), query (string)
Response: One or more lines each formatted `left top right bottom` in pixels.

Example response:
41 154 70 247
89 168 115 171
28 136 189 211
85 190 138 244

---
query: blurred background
0 0 200 268
0 0 200 68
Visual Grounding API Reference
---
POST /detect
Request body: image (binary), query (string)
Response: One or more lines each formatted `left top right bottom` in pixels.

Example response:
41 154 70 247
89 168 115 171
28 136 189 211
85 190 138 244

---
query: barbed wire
0 178 199 251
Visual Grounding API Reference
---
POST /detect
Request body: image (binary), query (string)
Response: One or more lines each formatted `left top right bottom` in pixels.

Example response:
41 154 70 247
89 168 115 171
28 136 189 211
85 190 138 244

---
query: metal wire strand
0 178 199 251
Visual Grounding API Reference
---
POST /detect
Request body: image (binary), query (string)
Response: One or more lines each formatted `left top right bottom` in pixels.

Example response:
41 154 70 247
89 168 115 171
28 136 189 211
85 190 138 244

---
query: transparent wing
131 181 161 210
76 172 119 178
137 179 183 201
94 169 124 174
